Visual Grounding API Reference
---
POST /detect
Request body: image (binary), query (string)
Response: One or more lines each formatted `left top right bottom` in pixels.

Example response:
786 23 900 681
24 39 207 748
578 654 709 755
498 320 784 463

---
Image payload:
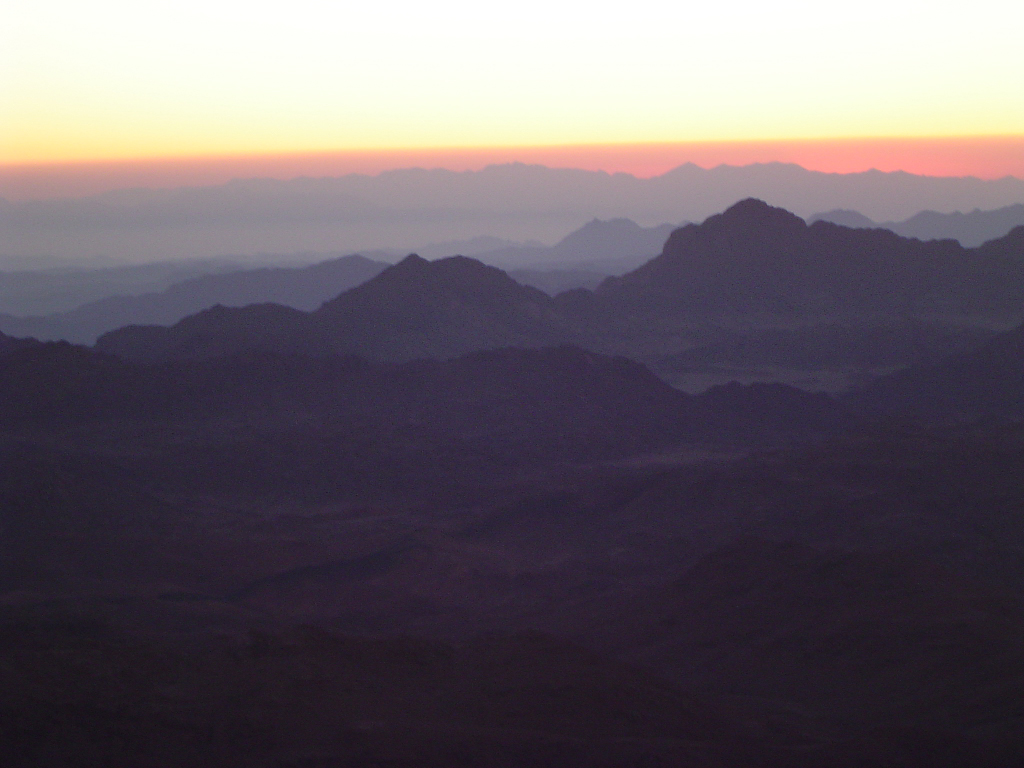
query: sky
3 0 1024 196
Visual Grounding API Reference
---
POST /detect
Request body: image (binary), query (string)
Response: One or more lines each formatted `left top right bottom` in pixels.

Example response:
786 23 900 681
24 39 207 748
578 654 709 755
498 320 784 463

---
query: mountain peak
680 199 808 247
998 224 1024 245
716 198 806 228
393 253 428 268
305 254 567 360
807 209 877 229
550 218 674 262
354 254 521 295
554 218 644 251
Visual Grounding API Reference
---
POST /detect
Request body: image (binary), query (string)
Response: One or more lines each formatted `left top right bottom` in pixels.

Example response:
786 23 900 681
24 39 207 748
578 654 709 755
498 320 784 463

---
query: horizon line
3 135 1024 200
5 133 1024 168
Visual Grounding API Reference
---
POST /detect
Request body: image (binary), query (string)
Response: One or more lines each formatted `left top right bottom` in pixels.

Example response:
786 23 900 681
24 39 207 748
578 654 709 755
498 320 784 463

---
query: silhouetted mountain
594 199 1024 322
11 171 1024 768
97 254 579 363
0 217 668 342
96 303 317 363
91 202 1024 383
312 254 575 359
0 254 387 344
0 258 235 316
475 217 676 272
555 218 675 259
810 203 1024 247
807 208 877 228
0 330 37 357
893 204 1024 246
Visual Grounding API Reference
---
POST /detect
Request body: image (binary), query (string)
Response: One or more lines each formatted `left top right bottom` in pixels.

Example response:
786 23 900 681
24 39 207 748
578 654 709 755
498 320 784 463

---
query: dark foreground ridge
5 329 1024 764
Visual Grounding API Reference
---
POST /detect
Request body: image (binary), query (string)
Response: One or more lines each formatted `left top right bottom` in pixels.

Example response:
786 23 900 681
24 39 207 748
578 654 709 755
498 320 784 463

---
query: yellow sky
4 0 1024 167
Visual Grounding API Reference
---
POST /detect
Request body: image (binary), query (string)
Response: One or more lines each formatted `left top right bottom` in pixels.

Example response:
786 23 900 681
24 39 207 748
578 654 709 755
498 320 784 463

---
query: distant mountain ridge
0 258 240 316
0 218 672 343
313 254 575 360
6 162 1024 261
0 254 387 345
810 203 1024 247
477 218 677 271
96 254 576 363
95 199 1024 367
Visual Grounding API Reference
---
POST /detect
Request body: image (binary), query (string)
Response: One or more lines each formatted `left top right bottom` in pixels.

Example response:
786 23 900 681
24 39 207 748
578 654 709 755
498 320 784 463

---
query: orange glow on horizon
2 136 1023 201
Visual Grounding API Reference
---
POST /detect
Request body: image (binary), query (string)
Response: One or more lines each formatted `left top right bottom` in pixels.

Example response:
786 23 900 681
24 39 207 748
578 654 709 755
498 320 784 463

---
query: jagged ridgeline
591 199 1024 320
94 200 1024 367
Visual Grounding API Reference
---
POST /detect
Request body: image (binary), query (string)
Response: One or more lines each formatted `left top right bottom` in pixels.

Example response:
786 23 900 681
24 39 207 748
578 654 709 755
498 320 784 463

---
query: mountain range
5 162 1023 262
476 217 677 271
810 202 1024 247
0 217 675 342
95 254 577 362
591 199 1024 322
0 257 241 316
95 200 1024 372
0 254 388 344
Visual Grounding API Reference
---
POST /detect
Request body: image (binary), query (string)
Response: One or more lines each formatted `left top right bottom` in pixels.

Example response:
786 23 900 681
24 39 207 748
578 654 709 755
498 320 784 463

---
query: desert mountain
0 217 671 346
94 200 1024 377
594 199 1024 322
806 208 877 229
9 305 1024 765
0 254 387 345
811 202 1024 247
0 258 236 316
479 217 676 271
96 254 579 363
311 254 575 360
0 340 847 465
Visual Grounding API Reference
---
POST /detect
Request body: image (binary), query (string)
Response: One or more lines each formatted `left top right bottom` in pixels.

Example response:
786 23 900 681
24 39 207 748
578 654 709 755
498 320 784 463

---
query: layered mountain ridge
95 199 1024 369
811 202 1024 247
7 161 1024 263
595 199 1024 320
97 253 577 362
0 253 388 345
